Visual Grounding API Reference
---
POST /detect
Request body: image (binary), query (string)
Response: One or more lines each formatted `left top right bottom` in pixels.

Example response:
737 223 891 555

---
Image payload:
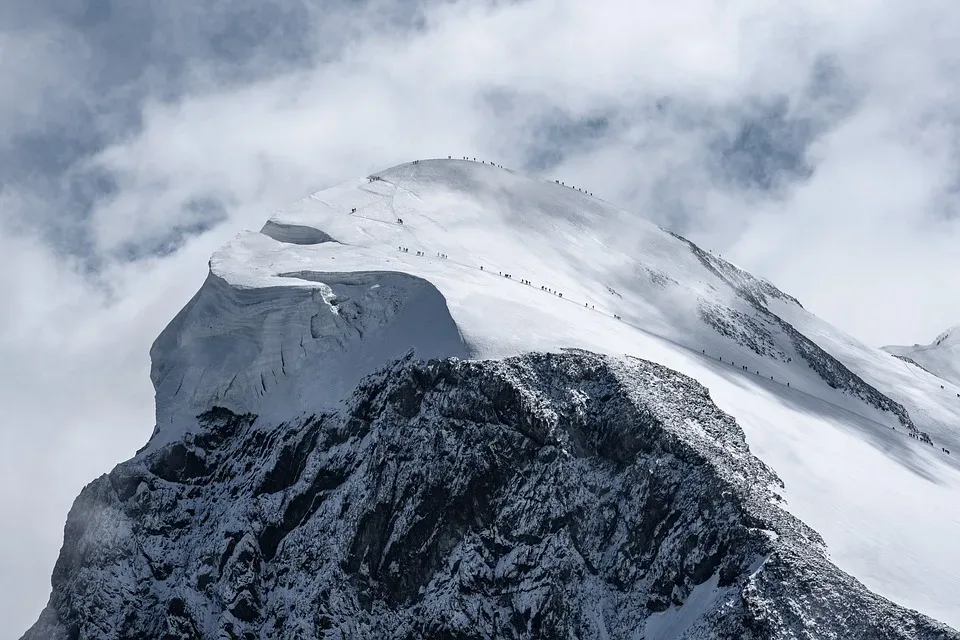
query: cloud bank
3 0 960 635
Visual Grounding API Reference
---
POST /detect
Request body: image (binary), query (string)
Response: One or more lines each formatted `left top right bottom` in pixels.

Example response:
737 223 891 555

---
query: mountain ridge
24 157 960 636
23 352 957 639
884 324 960 388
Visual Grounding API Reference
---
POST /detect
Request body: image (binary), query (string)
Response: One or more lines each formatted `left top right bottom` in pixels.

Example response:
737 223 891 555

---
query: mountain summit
25 159 960 638
885 324 960 387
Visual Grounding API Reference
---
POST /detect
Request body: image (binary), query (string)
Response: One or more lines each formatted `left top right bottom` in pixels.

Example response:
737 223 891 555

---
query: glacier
25 158 960 638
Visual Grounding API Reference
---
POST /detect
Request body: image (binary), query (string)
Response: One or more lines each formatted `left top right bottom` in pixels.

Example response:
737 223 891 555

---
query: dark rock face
697 299 787 360
24 352 955 639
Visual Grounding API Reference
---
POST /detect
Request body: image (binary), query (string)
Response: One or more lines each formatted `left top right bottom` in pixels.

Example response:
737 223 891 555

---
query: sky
3 0 960 636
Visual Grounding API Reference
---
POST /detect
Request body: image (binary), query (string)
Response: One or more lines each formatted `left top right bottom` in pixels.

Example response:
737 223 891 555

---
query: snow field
162 158 959 627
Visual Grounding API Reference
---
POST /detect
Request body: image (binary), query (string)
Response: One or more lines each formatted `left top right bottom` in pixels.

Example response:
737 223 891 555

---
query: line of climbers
375 157 600 198
435 156 598 196
452 156 504 169
536 285 563 298
392 244 953 458
713 355 789 387
551 180 593 196
396 246 444 259
709 350 959 451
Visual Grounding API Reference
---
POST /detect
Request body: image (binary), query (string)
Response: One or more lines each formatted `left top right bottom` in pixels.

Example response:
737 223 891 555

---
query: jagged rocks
697 299 786 360
23 352 956 639
669 230 918 434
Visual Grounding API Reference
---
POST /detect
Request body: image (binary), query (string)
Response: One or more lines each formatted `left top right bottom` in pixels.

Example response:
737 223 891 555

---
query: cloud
4 0 960 636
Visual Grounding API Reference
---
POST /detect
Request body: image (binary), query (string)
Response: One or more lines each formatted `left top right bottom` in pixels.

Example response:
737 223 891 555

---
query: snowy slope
126 159 960 629
884 325 960 388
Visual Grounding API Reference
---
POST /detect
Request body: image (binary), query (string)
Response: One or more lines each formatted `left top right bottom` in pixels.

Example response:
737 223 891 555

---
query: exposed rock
23 352 955 639
672 231 918 433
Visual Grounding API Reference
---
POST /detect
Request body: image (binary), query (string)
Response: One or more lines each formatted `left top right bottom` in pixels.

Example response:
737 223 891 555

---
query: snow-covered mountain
885 325 960 388
25 159 960 638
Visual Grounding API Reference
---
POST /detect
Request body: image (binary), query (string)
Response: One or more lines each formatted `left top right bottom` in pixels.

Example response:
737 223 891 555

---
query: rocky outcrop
24 352 955 640
697 299 787 360
665 230 802 309
671 231 917 432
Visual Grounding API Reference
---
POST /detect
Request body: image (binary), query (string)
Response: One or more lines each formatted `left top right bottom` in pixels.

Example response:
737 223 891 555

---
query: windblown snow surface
36 159 960 636
885 325 960 388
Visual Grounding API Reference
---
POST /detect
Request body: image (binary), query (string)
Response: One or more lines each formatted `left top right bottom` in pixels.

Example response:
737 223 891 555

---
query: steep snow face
23 354 957 640
113 158 960 628
150 269 468 439
884 324 960 387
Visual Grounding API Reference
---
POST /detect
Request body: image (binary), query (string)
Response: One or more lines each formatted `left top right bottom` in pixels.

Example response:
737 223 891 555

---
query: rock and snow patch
23 353 956 639
640 572 731 640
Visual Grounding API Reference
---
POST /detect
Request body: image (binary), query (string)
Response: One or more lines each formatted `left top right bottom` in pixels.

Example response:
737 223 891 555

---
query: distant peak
933 324 960 347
